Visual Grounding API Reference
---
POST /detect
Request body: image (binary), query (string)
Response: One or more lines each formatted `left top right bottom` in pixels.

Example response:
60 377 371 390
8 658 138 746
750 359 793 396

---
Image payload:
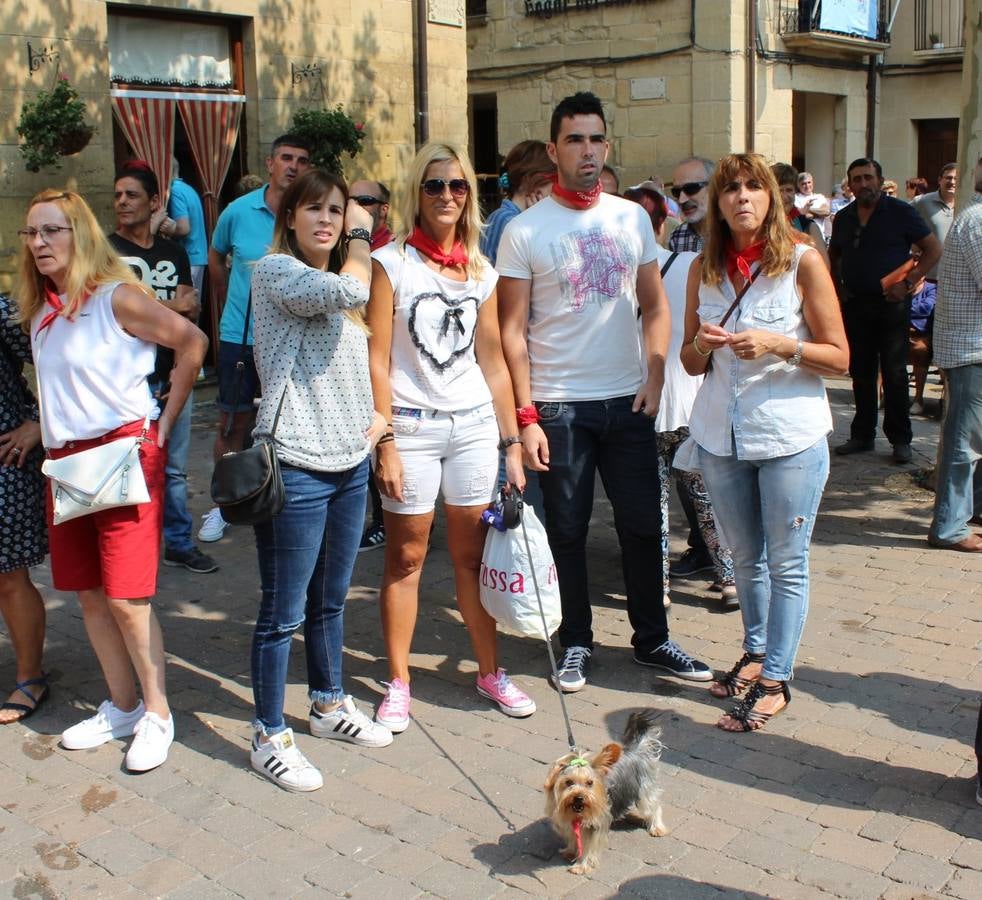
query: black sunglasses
670 181 708 199
351 195 382 207
420 178 469 198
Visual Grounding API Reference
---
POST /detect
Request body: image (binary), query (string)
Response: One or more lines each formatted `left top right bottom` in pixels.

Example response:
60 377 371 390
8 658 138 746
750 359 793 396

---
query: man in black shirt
829 158 941 464
109 162 218 575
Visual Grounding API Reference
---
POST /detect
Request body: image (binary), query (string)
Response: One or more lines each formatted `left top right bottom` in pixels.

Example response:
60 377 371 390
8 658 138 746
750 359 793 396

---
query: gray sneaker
550 646 591 693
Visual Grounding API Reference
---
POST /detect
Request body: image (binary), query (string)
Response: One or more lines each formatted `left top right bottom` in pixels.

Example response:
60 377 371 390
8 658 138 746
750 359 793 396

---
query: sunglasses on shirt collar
420 178 470 198
670 181 708 199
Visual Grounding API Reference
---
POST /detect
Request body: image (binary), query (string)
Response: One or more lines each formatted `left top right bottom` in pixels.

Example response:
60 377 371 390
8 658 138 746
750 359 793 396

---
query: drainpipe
747 0 757 151
865 53 876 158
415 0 429 148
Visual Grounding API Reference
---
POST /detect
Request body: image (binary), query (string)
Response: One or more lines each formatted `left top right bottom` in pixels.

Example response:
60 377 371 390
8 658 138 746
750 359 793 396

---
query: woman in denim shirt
678 153 849 732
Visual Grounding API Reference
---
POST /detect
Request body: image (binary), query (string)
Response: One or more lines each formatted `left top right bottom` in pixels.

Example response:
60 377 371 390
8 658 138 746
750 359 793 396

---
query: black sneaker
163 547 219 574
550 646 591 693
358 523 386 552
669 548 714 578
892 443 912 464
635 640 713 681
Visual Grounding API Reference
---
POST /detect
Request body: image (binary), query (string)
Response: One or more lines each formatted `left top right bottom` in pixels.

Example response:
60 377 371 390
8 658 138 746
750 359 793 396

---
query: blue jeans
536 396 667 653
152 383 194 554
251 459 369 735
930 364 982 544
698 438 829 681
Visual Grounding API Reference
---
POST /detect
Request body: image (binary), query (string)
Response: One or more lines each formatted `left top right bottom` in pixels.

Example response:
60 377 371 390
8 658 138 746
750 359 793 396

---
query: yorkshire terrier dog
544 710 667 874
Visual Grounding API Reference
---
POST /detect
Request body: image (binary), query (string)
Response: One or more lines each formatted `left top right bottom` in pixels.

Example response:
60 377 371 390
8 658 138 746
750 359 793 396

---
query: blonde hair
394 142 488 280
701 154 799 288
16 189 147 328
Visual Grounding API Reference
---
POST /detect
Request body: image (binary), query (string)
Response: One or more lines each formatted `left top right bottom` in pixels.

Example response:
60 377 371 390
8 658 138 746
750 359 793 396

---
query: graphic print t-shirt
372 243 497 412
495 193 659 402
108 233 192 387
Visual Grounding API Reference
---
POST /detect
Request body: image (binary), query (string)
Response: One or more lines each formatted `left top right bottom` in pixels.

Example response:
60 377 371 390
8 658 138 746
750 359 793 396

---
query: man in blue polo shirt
829 157 941 464
163 159 208 294
198 134 311 542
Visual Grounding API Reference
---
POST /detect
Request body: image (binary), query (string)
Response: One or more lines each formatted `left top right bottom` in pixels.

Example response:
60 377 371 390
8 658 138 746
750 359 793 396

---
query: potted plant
17 74 95 173
290 105 366 176
929 32 944 49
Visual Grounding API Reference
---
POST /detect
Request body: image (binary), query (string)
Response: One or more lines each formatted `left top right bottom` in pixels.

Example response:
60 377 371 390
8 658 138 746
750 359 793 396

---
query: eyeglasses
351 195 383 207
420 178 469 198
17 225 73 244
670 181 708 199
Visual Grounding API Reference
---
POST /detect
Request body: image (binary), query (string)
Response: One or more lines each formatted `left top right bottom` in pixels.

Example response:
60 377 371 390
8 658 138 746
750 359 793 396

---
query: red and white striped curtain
178 98 243 233
110 94 176 198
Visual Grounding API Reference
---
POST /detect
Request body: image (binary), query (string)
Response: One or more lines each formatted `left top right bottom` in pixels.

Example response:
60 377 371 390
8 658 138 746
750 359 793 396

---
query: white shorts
381 402 499 515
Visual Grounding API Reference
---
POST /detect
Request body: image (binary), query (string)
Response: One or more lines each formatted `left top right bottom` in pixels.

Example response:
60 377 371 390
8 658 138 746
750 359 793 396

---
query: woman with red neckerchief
677 154 848 733
367 143 534 733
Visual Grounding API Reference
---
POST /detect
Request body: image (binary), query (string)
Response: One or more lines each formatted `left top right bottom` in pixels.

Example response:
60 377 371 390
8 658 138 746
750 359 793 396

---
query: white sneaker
198 507 227 542
251 728 323 792
309 695 393 747
125 712 174 772
62 699 145 750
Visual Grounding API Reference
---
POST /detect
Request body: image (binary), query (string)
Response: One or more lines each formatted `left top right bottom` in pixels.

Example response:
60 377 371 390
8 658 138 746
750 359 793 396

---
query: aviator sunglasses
670 181 708 199
420 178 470 198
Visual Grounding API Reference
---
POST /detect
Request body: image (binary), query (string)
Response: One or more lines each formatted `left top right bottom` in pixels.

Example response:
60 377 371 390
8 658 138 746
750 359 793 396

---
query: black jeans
536 396 667 654
843 295 912 446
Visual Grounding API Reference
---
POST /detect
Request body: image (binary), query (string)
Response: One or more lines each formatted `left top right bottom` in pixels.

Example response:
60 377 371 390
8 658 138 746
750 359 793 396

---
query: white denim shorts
382 402 499 515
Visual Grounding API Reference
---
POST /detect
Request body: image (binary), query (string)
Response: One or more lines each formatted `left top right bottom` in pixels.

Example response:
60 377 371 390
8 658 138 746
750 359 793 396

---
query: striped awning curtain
177 98 243 233
110 94 176 199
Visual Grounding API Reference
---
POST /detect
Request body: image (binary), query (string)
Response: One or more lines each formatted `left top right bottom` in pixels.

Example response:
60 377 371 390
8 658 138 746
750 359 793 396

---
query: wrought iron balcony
914 0 963 52
778 1 891 54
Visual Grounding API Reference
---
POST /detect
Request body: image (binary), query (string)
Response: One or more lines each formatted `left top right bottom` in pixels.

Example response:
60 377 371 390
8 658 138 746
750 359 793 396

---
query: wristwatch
346 228 371 244
788 340 804 368
497 435 522 451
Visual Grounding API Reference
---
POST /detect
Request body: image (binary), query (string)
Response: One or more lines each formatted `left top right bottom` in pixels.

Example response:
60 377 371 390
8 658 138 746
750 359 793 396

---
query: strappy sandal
709 651 765 698
0 674 50 724
719 680 791 732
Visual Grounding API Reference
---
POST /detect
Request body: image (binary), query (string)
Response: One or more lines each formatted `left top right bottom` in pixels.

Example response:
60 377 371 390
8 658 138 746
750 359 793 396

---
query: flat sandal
709 651 765 698
720 680 791 732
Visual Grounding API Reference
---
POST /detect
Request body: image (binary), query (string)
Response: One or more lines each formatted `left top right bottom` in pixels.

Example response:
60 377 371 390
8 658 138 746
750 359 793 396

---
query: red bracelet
516 405 540 428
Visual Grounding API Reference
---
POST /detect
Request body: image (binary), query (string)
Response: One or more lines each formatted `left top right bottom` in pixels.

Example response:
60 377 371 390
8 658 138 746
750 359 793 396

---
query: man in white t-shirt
496 91 712 692
795 171 831 241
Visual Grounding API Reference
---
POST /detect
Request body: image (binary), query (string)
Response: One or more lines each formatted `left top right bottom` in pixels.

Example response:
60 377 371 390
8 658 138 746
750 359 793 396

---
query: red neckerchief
788 206 802 221
36 280 83 335
406 225 468 267
549 173 603 210
370 223 393 251
726 239 767 283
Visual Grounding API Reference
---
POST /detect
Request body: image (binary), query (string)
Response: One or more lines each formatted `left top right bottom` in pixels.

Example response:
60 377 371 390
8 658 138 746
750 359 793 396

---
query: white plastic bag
479 505 561 639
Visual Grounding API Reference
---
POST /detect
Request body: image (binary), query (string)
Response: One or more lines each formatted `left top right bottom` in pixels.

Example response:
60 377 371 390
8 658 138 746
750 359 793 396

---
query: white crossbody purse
41 413 152 525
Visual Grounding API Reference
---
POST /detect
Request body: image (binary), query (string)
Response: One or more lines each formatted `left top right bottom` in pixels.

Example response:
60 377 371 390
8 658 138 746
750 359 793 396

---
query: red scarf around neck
36 279 84 335
549 174 603 210
725 239 766 283
406 225 468 267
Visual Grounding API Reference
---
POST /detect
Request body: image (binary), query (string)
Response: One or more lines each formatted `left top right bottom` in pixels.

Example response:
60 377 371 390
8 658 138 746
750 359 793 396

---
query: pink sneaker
476 669 536 718
376 678 411 733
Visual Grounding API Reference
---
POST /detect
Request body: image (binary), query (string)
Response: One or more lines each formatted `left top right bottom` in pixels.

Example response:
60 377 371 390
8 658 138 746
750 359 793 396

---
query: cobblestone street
1 377 980 899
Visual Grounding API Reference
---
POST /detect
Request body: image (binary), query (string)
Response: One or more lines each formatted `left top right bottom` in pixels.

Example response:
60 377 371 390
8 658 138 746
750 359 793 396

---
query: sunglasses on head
670 181 708 199
351 195 382 207
420 178 469 198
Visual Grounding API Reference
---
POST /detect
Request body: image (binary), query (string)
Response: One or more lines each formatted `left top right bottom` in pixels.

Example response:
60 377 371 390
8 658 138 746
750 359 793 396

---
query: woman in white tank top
17 189 207 772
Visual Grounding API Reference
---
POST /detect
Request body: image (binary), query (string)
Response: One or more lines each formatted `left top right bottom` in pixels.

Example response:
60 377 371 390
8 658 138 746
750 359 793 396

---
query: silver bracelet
788 339 804 367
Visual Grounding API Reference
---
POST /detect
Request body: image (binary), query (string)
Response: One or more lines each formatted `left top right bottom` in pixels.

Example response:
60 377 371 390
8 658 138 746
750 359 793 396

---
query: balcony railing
914 0 963 51
778 1 891 47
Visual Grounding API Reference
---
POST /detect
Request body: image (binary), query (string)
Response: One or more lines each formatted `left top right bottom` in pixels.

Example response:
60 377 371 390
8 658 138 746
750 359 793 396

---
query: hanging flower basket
291 105 366 176
17 75 96 173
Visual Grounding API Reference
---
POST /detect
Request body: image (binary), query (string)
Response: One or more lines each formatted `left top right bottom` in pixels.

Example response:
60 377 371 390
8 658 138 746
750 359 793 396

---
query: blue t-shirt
167 178 207 266
211 185 275 345
830 194 931 297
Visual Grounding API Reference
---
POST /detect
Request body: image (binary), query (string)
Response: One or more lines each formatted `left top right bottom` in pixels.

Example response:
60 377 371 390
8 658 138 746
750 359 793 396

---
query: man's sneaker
375 679 411 733
720 583 739 611
476 669 536 718
125 712 174 772
309 695 393 747
834 438 874 456
251 728 323 792
634 640 713 681
163 547 219 574
550 646 591 693
358 523 386 552
892 443 912 464
197 507 227 543
62 699 146 750
669 548 714 578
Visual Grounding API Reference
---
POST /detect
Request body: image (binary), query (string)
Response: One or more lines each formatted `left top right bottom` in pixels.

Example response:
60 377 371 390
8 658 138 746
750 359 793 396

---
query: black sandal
720 680 790 732
709 651 765 698
0 674 50 724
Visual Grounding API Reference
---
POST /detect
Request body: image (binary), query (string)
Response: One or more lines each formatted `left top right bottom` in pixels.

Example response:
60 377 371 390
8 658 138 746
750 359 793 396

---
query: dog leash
515 489 579 755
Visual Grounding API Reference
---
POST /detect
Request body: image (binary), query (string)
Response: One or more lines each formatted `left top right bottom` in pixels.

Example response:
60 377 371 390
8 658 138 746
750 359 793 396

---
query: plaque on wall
429 0 465 27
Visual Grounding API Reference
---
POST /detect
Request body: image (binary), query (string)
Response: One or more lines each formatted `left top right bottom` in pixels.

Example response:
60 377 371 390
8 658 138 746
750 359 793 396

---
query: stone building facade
466 0 965 195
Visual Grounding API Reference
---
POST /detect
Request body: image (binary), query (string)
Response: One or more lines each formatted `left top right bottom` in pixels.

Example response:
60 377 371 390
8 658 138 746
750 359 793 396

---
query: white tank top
31 281 156 448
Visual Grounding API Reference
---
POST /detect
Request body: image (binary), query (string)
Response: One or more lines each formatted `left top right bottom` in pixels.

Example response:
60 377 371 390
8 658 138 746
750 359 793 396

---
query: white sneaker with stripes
309 695 393 747
250 728 323 792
